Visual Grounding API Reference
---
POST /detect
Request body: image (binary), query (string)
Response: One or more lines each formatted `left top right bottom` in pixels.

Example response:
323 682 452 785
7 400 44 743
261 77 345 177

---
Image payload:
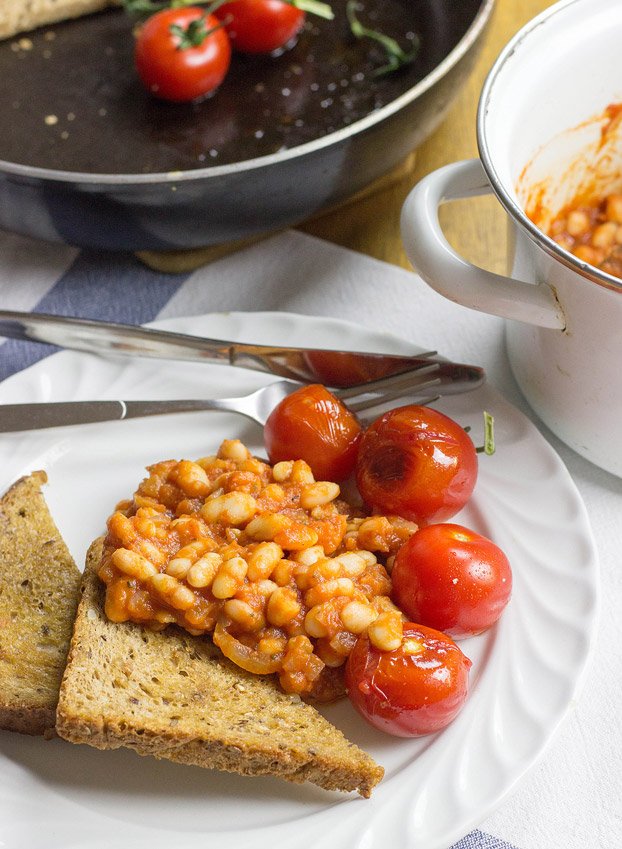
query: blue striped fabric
452 830 518 849
0 249 190 382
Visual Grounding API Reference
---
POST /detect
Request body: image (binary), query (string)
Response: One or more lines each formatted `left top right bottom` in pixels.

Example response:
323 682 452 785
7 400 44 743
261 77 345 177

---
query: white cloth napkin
0 228 621 849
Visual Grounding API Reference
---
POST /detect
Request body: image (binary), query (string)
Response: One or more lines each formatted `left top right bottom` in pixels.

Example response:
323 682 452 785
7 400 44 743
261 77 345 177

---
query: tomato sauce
546 193 622 279
523 102 622 280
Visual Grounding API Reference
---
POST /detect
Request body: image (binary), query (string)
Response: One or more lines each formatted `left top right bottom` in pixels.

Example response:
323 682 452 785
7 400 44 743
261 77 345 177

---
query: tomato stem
123 0 230 48
169 14 227 49
474 411 495 455
482 411 495 455
125 0 332 18
123 0 170 13
346 0 420 76
124 0 229 17
464 412 495 455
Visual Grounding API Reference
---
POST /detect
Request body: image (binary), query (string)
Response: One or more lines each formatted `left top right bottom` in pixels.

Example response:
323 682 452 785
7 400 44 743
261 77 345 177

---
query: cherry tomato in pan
345 622 472 737
135 7 231 102
215 0 305 54
391 523 512 639
263 383 362 482
355 405 478 525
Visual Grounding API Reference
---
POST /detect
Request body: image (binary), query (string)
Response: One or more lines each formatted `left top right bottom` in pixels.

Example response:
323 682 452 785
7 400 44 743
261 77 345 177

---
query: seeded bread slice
0 1 118 40
0 471 82 737
56 537 384 796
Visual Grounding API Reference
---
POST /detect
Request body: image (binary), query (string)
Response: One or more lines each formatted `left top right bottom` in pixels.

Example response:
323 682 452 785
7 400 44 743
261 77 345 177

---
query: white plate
0 312 598 849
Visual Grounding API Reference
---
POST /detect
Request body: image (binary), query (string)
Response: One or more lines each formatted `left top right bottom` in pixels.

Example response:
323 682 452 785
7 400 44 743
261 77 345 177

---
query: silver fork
0 361 484 433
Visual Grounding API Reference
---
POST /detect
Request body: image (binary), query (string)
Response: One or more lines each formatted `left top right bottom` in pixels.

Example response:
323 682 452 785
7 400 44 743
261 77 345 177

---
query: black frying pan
0 0 494 250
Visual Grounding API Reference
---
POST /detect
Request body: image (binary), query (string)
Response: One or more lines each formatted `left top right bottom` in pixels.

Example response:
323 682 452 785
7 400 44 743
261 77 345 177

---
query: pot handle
400 158 565 329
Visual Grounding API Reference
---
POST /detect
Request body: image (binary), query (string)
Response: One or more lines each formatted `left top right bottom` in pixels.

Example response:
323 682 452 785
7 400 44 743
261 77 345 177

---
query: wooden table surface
298 0 555 275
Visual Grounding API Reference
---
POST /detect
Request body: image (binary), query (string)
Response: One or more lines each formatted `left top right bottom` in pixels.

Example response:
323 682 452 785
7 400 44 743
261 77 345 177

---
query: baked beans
98 439 417 699
546 192 622 279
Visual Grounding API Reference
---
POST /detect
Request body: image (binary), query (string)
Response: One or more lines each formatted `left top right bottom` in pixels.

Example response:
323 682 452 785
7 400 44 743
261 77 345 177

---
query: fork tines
336 363 443 413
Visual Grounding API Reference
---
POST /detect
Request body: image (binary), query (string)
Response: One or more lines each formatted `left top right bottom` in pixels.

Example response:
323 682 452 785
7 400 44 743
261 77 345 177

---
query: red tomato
215 0 305 54
391 524 512 638
303 351 413 388
355 405 478 525
263 383 362 482
135 8 231 103
345 623 472 737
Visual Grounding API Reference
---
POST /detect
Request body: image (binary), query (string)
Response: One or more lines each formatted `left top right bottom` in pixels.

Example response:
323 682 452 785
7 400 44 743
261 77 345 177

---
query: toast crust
0 471 81 737
0 1 119 40
56 538 383 796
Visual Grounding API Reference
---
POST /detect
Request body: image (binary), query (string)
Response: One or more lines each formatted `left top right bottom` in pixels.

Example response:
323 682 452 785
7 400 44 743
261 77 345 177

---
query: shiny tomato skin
215 0 305 54
135 8 231 103
355 405 478 525
391 524 512 638
264 384 362 482
345 623 472 737
303 351 408 389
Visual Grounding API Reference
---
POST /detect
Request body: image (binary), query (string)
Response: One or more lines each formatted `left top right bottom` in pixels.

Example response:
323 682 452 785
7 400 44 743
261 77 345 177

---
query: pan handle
400 158 565 330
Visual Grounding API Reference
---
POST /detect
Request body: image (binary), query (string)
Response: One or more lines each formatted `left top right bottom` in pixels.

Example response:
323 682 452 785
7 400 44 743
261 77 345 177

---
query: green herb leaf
346 0 420 76
285 0 334 20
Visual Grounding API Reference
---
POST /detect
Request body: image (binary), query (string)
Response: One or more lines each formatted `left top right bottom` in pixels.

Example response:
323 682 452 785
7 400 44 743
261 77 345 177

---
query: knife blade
0 309 484 388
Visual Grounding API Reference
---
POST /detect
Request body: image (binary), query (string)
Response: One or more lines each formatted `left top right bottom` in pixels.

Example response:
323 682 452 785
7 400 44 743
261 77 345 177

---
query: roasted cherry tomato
263 383 362 482
345 623 472 737
391 523 512 639
355 405 478 525
303 351 410 389
215 0 305 54
135 7 231 103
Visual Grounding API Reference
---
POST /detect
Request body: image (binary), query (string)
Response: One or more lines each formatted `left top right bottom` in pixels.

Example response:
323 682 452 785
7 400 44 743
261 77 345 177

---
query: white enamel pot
400 0 622 477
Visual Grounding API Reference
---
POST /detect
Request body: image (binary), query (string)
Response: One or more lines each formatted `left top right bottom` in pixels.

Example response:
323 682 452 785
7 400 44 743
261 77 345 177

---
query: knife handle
0 399 227 433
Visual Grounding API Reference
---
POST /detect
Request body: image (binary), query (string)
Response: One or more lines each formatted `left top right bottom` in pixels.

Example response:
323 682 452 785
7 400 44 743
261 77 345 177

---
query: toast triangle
0 471 81 736
56 537 383 796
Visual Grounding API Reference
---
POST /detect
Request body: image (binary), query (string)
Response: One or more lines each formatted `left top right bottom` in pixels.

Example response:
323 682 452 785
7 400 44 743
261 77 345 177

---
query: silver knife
0 309 484 388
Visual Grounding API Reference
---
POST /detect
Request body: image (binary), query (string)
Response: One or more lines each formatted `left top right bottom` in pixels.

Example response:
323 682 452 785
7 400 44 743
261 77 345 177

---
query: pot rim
477 0 622 293
0 0 494 187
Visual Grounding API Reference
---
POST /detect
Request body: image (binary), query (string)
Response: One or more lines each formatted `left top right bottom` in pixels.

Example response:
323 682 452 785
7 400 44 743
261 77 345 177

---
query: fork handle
0 400 228 433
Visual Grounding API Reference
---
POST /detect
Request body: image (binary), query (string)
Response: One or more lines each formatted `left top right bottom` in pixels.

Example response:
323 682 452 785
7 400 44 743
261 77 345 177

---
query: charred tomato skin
355 405 478 525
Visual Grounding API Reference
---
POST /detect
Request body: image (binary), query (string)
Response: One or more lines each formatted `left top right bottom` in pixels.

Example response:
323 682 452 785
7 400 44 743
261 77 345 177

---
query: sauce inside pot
522 102 622 281
0 1 481 175
547 193 622 279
